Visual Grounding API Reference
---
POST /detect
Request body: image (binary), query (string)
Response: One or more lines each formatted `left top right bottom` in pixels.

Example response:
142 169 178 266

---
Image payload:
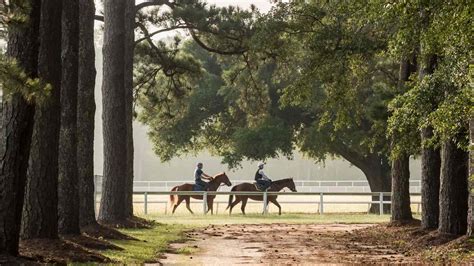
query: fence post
320 192 324 214
379 192 383 215
203 192 208 215
216 202 219 215
263 191 268 214
93 175 98 216
144 192 148 215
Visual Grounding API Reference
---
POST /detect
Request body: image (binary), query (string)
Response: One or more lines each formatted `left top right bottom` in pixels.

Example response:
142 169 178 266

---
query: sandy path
160 223 417 265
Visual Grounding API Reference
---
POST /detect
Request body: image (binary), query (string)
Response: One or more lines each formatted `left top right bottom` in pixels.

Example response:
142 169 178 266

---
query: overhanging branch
189 29 247 55
135 24 190 44
135 0 174 13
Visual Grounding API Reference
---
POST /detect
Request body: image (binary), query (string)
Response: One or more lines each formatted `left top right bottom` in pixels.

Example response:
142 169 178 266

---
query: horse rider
195 162 213 190
255 162 272 191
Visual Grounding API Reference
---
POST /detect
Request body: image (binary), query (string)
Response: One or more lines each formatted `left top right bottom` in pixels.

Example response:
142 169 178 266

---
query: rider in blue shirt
195 162 213 190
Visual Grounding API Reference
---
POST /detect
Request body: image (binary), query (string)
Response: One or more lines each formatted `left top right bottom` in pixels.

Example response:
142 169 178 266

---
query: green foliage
387 1 473 154
0 0 31 39
137 0 473 169
0 0 51 103
0 51 51 103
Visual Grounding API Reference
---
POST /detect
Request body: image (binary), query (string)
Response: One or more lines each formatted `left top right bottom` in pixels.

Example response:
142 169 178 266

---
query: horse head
286 178 297 192
214 172 232 186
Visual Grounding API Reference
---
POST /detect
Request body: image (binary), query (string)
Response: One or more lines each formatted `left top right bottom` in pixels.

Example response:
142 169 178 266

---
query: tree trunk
350 153 392 214
78 0 98 228
391 154 412 221
365 159 392 214
468 118 474 236
0 1 40 255
335 146 392 214
419 53 440 229
421 126 441 229
390 58 416 222
123 0 135 218
58 0 80 235
439 139 469 235
21 0 62 240
98 0 128 222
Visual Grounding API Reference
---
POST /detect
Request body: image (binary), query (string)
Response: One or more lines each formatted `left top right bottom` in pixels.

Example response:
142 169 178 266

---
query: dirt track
160 223 417 265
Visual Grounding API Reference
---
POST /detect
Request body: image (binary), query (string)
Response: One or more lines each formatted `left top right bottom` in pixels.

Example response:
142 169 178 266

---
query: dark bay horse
169 172 232 214
226 178 297 215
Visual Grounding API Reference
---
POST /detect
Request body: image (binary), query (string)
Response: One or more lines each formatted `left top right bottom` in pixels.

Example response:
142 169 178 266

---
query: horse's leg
270 198 282 215
206 198 214 215
210 198 214 215
229 196 242 215
185 197 194 215
172 196 185 214
240 197 248 215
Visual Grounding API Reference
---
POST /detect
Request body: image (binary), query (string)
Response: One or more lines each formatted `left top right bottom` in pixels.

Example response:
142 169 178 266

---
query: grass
145 212 395 225
99 223 196 263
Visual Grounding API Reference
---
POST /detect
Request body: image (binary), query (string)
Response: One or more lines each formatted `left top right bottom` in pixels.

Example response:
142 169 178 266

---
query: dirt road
160 223 417 265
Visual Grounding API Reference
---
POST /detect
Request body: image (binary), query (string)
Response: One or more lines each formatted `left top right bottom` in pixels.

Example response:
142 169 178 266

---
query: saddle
193 184 206 191
254 182 268 192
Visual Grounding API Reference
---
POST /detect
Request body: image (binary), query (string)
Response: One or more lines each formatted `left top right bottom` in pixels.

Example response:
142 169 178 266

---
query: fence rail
95 191 422 216
93 175 422 192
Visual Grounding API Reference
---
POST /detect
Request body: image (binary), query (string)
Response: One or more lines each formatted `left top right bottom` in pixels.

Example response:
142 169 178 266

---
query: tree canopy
137 1 472 167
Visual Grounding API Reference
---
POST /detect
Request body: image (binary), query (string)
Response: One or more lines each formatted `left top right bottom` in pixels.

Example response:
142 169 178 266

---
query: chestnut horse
169 172 232 214
226 178 297 215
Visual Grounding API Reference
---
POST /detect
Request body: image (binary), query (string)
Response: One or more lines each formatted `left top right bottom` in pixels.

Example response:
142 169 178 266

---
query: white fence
93 176 422 215
95 191 422 216
93 175 422 193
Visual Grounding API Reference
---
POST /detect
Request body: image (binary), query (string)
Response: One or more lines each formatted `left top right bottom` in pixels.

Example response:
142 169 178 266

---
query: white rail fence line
93 175 422 193
94 191 422 216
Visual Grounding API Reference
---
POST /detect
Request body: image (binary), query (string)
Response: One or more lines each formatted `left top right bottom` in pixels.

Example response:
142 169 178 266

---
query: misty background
92 0 422 182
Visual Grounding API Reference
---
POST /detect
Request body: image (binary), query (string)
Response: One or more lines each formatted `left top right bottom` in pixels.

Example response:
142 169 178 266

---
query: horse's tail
225 186 236 210
170 186 179 206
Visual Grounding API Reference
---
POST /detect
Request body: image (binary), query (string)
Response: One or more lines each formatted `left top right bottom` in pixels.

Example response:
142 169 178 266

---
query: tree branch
135 24 190 44
332 141 371 172
135 0 174 13
188 29 247 55
95 0 174 23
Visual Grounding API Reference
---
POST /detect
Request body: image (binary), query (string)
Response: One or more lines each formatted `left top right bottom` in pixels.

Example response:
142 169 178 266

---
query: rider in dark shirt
255 162 272 191
195 162 213 190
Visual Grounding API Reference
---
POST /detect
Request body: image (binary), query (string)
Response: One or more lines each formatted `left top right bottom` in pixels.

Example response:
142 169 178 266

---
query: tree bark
364 156 392 214
98 0 128 222
439 139 469 235
390 58 416 222
58 0 80 235
421 126 441 229
0 1 40 255
78 0 98 228
391 154 412 221
124 0 135 218
468 118 474 236
21 0 62 240
419 53 441 229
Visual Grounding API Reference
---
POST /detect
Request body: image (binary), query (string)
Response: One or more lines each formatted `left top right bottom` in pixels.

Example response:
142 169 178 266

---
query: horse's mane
273 178 294 183
213 172 226 178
